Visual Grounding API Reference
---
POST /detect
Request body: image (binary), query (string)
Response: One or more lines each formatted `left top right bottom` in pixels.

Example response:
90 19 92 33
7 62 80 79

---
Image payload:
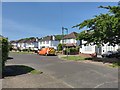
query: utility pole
62 27 64 55
62 27 68 59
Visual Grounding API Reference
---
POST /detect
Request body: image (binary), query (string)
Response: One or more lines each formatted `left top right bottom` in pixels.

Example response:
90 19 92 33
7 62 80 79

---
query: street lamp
62 27 68 59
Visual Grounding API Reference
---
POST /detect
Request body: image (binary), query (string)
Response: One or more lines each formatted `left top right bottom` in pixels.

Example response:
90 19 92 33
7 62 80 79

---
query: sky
2 2 118 40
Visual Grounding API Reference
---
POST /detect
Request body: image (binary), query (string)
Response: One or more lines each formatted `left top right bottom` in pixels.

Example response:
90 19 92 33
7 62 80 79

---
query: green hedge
64 47 79 55
0 37 9 78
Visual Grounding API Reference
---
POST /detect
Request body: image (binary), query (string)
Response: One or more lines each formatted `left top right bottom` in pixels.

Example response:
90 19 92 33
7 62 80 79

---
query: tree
55 35 62 41
73 2 120 46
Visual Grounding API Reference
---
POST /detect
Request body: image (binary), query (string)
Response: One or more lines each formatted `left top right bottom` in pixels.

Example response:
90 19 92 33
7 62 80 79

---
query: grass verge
109 62 120 68
61 56 92 61
11 51 34 54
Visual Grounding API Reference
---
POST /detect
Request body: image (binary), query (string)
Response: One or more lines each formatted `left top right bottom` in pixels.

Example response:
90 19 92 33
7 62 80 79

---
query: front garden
60 55 120 68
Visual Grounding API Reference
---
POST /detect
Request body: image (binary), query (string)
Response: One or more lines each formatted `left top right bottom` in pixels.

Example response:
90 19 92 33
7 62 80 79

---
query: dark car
102 51 120 58
113 51 120 58
101 51 114 58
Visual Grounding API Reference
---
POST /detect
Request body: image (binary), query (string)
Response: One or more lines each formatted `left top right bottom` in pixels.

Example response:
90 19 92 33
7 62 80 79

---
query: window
84 45 92 51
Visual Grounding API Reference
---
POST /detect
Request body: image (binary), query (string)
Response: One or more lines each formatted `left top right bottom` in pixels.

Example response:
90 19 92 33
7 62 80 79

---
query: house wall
101 44 119 54
60 39 80 46
38 41 51 49
51 41 59 49
38 40 59 50
33 42 38 48
26 43 34 49
11 43 18 49
17 43 26 50
80 45 96 54
80 40 119 54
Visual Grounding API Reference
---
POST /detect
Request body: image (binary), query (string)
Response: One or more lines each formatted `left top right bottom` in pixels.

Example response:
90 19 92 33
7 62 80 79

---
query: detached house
25 38 38 50
17 39 26 50
10 37 39 51
60 32 80 48
10 40 18 50
38 35 59 50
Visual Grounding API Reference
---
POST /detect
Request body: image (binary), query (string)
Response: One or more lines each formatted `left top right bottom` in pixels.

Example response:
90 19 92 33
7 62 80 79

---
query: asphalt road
3 53 119 88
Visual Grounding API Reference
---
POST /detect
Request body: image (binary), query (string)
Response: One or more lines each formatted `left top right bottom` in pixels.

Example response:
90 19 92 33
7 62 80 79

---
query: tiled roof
25 38 36 43
65 43 77 47
10 40 16 43
64 32 78 39
17 39 27 43
39 36 53 41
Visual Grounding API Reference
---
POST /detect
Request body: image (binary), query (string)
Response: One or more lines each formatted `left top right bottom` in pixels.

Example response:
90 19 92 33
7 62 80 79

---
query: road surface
2 53 119 88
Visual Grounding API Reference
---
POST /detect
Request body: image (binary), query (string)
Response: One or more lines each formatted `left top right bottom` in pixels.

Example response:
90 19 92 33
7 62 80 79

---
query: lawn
61 56 92 61
61 56 120 68
10 51 35 54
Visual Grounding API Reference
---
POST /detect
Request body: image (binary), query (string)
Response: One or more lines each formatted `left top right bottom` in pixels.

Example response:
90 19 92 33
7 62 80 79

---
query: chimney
52 35 55 40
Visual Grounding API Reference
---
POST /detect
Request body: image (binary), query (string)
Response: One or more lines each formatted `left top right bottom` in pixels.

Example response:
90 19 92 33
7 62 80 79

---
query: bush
64 47 79 55
9 44 13 51
57 43 63 51
0 37 9 78
23 49 28 52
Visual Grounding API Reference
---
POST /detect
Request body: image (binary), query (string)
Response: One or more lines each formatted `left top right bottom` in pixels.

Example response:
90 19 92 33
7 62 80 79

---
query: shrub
64 47 79 55
23 49 28 52
0 37 9 78
57 43 63 51
9 44 13 51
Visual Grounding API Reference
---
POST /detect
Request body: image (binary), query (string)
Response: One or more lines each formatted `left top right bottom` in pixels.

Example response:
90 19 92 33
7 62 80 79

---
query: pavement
2 52 119 88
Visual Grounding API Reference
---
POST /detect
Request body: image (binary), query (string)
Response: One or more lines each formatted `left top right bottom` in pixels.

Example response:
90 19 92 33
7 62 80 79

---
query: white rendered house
60 32 80 47
38 35 59 50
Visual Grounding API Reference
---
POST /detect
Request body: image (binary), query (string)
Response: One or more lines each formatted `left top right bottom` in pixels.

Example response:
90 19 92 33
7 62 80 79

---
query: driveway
2 53 118 88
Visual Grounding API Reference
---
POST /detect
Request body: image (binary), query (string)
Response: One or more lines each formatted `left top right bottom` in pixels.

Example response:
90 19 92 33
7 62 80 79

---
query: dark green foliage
0 37 9 78
64 48 79 55
73 3 120 46
57 43 63 51
55 35 62 41
9 44 13 51
1 38 9 62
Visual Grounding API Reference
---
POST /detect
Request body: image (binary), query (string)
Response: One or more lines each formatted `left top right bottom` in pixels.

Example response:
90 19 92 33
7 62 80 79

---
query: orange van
38 47 55 56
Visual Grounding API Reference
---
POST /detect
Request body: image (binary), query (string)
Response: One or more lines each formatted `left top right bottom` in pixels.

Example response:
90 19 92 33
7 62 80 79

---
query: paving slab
2 74 71 88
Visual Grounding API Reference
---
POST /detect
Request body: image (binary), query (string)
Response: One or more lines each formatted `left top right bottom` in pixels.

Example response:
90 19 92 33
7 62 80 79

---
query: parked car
102 51 120 58
38 47 56 56
102 51 114 58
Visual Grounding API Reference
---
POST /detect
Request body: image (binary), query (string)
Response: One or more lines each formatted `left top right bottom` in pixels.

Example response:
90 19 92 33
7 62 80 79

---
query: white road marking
94 80 118 88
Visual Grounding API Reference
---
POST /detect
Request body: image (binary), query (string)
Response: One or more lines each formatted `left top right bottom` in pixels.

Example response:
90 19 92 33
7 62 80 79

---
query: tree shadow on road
4 65 35 77
7 57 14 60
